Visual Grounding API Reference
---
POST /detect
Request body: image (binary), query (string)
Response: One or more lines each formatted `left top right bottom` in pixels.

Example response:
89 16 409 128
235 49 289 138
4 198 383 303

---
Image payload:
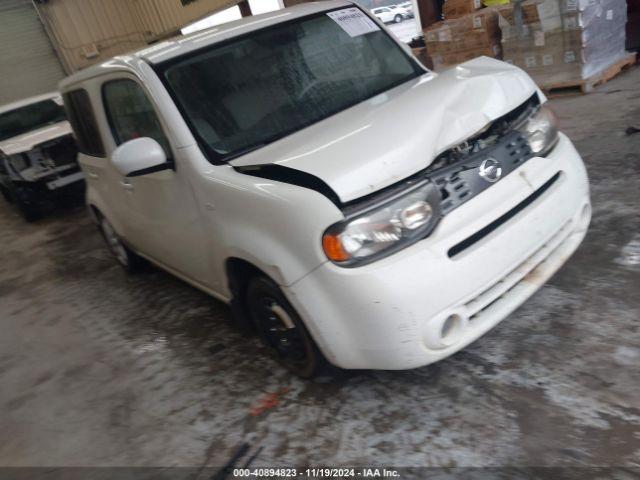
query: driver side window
102 79 171 157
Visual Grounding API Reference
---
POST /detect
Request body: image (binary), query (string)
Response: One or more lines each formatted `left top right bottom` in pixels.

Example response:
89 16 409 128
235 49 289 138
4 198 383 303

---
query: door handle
87 172 99 179
120 181 134 191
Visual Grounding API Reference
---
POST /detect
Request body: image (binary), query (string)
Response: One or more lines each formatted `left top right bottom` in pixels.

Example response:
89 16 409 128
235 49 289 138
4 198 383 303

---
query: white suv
395 2 415 18
60 2 590 377
371 6 404 23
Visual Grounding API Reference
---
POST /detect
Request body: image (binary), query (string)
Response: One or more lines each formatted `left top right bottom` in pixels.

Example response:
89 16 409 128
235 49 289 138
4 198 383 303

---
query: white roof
60 1 352 89
0 92 61 115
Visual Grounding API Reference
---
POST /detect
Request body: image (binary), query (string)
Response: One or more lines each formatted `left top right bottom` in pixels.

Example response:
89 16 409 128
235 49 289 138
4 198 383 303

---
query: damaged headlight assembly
521 105 559 156
323 182 442 267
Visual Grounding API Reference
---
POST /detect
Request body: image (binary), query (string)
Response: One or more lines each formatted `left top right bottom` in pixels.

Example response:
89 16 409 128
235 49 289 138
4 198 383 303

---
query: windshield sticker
327 8 380 37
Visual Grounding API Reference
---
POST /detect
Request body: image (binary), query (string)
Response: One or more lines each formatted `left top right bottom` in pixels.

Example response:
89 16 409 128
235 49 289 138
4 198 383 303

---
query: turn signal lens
322 234 350 262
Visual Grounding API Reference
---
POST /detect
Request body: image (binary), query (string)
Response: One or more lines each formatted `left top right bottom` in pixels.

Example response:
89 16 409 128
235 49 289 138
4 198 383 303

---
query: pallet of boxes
497 0 636 93
423 0 503 70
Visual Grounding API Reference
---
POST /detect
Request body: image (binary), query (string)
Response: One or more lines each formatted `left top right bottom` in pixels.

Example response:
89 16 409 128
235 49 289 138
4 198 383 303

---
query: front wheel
0 184 14 203
15 195 40 222
394 14 403 23
99 216 144 273
246 276 324 378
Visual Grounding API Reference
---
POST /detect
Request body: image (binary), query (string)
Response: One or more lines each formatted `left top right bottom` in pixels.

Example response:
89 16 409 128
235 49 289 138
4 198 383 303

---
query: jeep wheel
99 216 144 273
0 185 14 204
15 197 40 222
394 14 403 23
246 276 324 378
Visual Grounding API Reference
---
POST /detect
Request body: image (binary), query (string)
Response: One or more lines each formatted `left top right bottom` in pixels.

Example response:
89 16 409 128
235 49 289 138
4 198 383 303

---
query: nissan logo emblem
479 158 503 183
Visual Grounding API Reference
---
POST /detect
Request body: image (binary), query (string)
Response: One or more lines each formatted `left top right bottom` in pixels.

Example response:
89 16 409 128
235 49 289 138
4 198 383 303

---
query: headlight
521 104 559 156
322 181 441 267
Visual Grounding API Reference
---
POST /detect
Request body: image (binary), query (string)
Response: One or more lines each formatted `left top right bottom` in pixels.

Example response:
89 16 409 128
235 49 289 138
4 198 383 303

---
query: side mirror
111 137 173 177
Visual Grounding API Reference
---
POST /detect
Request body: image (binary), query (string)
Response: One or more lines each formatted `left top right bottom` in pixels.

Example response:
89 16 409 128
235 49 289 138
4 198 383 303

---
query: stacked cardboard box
424 9 502 69
442 0 484 19
498 0 628 85
412 47 435 69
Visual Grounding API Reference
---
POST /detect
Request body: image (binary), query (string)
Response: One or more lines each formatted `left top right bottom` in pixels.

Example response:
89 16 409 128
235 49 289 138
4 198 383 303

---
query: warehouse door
0 0 66 105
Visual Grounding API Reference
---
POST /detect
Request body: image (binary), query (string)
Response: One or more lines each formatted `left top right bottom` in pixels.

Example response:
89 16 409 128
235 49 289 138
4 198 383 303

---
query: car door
63 87 132 234
101 77 212 286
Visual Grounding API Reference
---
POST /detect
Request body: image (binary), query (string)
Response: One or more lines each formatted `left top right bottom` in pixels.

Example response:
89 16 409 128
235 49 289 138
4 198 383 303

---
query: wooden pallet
541 52 637 96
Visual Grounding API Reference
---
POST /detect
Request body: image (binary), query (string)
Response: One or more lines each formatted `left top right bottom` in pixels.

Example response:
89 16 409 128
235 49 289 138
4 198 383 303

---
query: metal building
0 0 66 103
1 0 251 103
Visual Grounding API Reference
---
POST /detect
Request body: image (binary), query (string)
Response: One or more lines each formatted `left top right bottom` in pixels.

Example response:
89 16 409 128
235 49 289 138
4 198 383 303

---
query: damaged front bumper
285 133 590 370
2 133 85 210
43 169 85 191
9 167 85 208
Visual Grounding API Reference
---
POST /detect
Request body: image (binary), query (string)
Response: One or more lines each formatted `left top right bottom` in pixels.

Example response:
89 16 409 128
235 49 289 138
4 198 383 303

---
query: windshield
161 8 422 162
0 100 67 142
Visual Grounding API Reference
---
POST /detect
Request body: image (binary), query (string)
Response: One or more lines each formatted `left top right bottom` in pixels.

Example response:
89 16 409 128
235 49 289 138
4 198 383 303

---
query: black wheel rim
252 295 309 364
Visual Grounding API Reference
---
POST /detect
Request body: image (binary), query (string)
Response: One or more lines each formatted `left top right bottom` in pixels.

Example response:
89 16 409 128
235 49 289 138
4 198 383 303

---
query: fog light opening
440 314 463 345
579 203 591 227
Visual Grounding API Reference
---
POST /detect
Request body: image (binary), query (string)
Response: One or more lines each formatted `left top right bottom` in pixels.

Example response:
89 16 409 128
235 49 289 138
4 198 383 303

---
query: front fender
196 164 344 295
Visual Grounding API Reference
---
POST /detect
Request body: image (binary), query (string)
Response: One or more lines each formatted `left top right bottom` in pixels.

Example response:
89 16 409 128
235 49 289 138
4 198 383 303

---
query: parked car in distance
0 93 84 221
371 6 404 23
60 1 591 377
396 1 415 17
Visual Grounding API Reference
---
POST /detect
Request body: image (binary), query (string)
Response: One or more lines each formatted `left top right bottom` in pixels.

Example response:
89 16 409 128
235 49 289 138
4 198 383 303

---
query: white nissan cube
60 2 590 377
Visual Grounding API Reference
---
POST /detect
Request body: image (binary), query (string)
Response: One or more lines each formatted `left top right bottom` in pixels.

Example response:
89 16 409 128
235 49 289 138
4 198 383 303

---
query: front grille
421 94 540 215
430 131 533 215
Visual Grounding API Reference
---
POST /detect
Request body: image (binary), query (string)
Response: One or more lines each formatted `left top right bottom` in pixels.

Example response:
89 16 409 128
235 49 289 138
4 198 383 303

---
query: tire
394 14 403 23
0 185 14 204
98 215 145 273
246 275 324 378
15 196 40 222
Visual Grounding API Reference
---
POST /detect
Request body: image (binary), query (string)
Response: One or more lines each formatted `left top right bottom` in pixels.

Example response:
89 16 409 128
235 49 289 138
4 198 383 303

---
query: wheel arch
86 198 127 237
224 256 271 333
88 203 101 223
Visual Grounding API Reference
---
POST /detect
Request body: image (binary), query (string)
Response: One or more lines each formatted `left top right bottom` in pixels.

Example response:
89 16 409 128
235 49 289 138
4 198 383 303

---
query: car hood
230 57 542 203
0 121 72 156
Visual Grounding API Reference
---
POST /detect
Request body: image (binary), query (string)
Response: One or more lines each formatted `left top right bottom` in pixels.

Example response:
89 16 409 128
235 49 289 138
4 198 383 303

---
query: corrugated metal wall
0 0 66 104
36 0 242 72
38 0 146 72
130 0 241 40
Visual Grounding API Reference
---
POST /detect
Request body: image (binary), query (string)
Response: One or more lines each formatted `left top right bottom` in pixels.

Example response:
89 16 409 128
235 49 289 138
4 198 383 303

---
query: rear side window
63 89 105 157
102 79 171 157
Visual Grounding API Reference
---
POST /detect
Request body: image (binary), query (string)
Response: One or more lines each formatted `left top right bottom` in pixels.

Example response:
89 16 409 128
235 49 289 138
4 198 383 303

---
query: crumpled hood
230 57 542 203
0 121 72 156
